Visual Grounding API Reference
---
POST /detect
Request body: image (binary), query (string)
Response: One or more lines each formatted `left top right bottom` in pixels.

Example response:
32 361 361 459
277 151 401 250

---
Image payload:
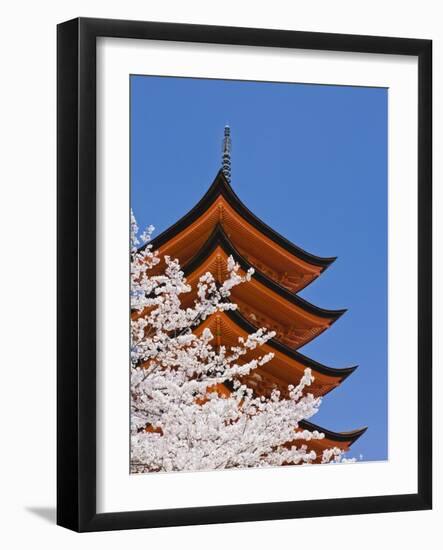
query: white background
0 0 441 548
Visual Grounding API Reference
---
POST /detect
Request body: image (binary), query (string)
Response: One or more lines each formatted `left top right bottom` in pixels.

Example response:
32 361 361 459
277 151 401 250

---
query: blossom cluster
130 212 348 473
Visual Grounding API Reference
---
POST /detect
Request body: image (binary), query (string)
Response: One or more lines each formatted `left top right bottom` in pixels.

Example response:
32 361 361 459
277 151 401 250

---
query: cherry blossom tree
130 212 347 473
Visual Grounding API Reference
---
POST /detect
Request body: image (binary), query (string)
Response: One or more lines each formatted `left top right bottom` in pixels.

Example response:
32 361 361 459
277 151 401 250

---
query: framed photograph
57 17 432 532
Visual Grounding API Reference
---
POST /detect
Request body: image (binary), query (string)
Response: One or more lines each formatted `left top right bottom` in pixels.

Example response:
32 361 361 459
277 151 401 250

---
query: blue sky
131 75 388 462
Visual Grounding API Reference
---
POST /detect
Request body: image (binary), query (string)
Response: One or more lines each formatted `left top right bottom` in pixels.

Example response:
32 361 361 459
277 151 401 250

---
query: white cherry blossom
130 213 350 473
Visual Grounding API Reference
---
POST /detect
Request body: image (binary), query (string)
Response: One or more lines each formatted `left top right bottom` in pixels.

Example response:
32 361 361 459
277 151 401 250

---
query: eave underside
193 309 356 398
180 227 345 348
148 170 337 293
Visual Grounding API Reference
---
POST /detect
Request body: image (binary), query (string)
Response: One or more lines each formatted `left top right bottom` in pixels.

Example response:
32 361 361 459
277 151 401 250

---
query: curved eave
146 170 336 270
299 420 368 446
183 224 346 323
207 308 357 382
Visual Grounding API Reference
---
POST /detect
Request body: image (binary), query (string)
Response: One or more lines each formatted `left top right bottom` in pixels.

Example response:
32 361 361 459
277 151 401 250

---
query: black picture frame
57 17 432 532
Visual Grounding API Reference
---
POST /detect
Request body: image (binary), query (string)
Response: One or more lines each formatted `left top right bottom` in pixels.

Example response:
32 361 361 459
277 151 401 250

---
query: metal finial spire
222 125 231 183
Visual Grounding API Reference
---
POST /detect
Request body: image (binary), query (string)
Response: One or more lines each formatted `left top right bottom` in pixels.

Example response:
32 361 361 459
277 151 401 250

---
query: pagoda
147 126 366 461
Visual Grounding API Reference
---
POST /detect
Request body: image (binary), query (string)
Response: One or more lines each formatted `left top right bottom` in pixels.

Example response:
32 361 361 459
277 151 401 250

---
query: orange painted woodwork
180 225 344 349
139 166 366 455
146 171 336 293
193 310 355 399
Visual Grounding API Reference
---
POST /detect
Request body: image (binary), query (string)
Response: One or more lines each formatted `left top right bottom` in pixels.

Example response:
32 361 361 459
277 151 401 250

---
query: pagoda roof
300 420 367 445
136 165 366 458
193 308 357 397
147 170 336 292
293 421 367 457
182 224 345 348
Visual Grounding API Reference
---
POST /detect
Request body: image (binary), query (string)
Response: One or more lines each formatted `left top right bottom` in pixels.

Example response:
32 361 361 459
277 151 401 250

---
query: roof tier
180 225 344 349
192 309 357 398
147 170 336 293
292 420 366 458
